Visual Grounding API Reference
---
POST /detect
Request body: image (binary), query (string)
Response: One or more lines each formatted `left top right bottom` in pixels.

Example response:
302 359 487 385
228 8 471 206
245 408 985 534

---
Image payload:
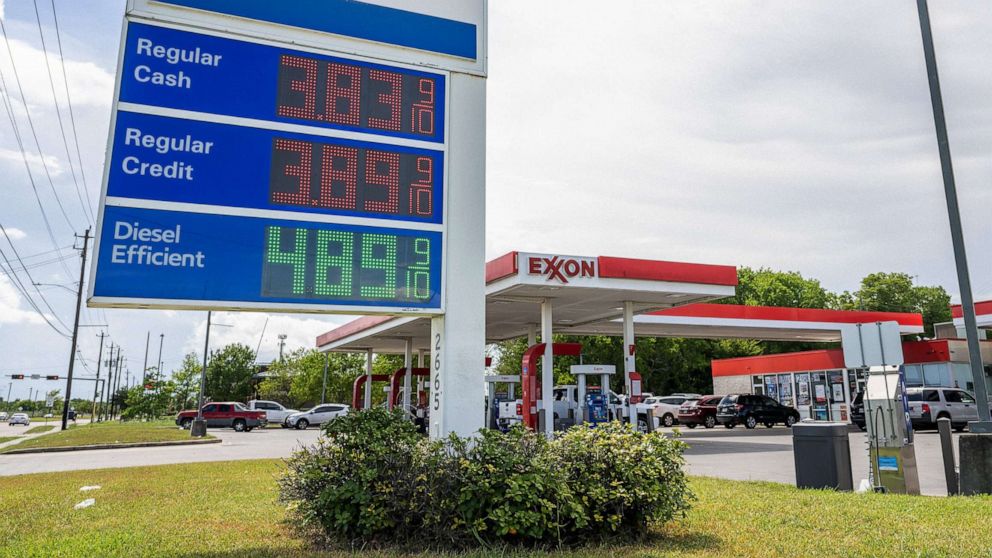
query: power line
48 0 95 222
0 232 71 337
32 0 92 224
0 18 78 235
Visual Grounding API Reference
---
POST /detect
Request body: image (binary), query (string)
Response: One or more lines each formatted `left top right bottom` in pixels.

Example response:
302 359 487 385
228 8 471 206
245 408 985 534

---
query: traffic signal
10 374 24 380
45 375 60 380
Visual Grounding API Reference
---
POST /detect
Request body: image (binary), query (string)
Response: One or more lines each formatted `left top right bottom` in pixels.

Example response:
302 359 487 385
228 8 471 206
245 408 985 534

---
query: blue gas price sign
94 206 441 310
90 19 449 313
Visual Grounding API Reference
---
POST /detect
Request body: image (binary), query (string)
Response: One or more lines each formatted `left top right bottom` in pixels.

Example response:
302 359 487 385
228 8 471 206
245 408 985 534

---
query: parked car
43 413 53 418
284 404 350 429
678 395 722 429
8 413 30 426
0 412 8 421
906 387 978 432
716 394 800 429
175 402 266 432
851 392 866 430
246 400 299 426
644 395 699 429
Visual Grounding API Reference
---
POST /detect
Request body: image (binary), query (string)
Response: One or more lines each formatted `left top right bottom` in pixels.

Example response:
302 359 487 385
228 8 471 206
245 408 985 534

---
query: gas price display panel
92 20 449 313
93 206 442 309
118 22 446 143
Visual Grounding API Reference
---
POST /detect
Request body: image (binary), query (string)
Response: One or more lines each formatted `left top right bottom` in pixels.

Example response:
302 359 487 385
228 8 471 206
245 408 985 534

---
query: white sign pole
429 72 486 439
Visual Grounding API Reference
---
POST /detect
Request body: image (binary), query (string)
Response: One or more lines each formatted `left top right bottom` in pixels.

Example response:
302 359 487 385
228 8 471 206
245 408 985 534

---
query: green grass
0 436 20 444
1 459 991 557
24 425 55 434
0 420 211 453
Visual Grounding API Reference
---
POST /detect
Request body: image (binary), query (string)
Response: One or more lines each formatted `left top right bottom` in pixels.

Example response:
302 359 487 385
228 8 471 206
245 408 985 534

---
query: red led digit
272 139 313 206
277 55 318 120
409 156 433 216
411 78 435 135
325 62 361 126
364 150 399 214
367 69 402 131
318 145 358 210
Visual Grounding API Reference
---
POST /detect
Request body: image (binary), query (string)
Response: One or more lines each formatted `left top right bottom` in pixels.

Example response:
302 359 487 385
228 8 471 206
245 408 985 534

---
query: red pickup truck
175 402 266 432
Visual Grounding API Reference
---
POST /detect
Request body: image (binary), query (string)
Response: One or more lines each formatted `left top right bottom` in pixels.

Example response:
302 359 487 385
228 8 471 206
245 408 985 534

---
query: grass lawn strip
0 436 20 444
0 420 210 453
23 425 55 434
1 459 991 557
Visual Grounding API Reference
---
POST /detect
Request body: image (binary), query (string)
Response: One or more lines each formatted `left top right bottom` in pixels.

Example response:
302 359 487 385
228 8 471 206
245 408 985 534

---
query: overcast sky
0 1 989 402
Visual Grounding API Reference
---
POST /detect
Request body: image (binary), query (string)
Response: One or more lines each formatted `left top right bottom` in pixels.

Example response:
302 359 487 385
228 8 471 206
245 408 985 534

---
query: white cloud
0 274 45 325
0 36 114 111
3 227 26 240
0 147 64 178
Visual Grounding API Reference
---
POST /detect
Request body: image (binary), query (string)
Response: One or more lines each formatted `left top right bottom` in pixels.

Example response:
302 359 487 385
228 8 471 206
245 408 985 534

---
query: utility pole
101 344 113 421
192 311 212 437
60 229 90 431
916 0 990 430
278 334 287 362
156 333 164 387
92 332 106 422
112 351 123 419
142 331 150 384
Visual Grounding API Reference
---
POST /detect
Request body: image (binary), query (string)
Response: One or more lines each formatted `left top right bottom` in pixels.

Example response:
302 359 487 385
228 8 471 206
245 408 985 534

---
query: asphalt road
0 423 962 496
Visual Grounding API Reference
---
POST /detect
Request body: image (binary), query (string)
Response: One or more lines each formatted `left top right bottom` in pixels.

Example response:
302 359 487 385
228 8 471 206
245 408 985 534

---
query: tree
257 348 365 409
731 267 835 309
171 353 202 411
838 272 952 337
204 344 257 402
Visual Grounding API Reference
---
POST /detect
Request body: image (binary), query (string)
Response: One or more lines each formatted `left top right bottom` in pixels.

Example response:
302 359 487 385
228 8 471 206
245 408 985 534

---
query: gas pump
863 365 921 494
572 364 616 426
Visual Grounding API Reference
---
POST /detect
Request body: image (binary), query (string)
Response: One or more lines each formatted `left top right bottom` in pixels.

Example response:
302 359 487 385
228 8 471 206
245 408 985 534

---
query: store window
904 365 923 387
795 373 811 407
923 363 952 387
778 374 793 406
752 375 764 396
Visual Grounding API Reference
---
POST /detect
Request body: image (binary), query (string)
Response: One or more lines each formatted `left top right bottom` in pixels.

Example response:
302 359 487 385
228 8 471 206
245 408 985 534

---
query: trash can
792 422 853 491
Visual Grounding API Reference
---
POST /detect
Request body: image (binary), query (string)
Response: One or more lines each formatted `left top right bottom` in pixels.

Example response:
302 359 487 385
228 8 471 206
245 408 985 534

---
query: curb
1 438 221 455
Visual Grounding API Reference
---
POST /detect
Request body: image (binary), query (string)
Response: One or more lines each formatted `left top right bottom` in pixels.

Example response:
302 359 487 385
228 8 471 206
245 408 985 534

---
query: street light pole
192 311 211 437
321 352 329 404
142 331 150 384
156 333 164 387
915 0 991 430
61 228 90 431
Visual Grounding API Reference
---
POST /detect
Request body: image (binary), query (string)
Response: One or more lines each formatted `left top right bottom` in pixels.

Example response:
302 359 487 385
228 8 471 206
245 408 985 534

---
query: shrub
279 410 691 550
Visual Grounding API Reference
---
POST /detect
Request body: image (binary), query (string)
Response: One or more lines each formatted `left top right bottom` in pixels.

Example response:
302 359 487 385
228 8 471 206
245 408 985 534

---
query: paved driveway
0 423 963 496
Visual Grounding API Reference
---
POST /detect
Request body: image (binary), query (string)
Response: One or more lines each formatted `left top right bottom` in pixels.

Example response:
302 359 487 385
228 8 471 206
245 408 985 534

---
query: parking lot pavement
0 425 321 477
0 422 964 496
673 425 959 496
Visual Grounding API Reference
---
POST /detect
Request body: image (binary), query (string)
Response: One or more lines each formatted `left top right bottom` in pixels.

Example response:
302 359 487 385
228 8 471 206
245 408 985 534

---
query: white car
0 412 8 421
645 395 699 429
284 404 350 429
246 400 299 425
8 413 30 426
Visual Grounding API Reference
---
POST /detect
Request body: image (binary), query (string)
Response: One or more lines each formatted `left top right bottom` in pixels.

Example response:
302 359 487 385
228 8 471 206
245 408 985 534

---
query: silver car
8 413 30 426
284 404 350 429
906 387 979 432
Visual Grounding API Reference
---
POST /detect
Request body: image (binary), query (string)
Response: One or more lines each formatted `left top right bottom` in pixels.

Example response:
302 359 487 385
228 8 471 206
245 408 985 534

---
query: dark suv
716 394 800 429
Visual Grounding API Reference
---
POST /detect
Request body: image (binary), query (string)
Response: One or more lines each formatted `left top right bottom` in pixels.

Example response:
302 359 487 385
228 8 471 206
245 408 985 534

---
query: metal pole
92 332 105 422
112 352 122 419
142 331 150 384
156 334 164 387
937 417 959 495
61 228 89 431
192 311 211 437
321 352 329 404
916 0 991 430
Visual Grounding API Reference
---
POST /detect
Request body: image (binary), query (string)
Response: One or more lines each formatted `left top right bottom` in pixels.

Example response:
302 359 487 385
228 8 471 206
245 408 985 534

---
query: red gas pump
520 342 582 429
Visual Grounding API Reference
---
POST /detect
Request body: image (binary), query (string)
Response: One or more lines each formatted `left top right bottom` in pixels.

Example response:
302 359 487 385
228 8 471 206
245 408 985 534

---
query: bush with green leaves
279 409 691 550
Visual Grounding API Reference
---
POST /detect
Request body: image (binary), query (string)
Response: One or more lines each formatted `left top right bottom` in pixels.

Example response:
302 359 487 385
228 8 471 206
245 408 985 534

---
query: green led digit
265 226 307 294
360 233 397 298
406 237 431 300
315 230 353 296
